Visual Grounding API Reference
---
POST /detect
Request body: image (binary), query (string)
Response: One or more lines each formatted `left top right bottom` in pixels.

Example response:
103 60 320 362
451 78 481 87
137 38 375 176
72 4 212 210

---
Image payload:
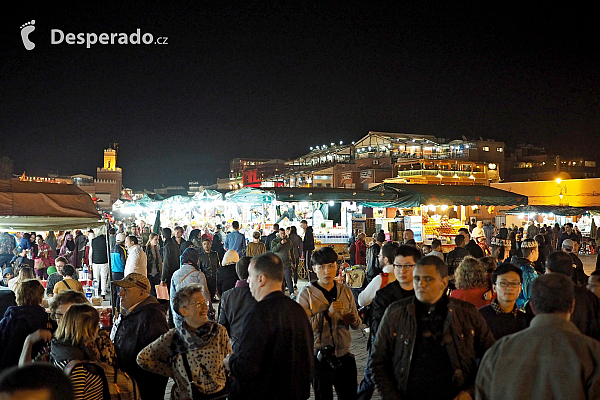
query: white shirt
471 227 485 239
124 244 147 276
358 264 395 307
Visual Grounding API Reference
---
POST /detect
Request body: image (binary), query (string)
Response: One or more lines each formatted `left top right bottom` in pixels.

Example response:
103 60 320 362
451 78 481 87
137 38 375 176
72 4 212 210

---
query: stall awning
225 187 275 205
0 180 102 230
369 183 528 207
505 205 598 216
269 187 398 205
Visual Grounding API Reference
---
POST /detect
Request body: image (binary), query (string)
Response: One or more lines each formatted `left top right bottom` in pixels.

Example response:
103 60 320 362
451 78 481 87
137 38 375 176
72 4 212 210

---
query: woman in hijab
59 233 78 267
138 284 231 399
169 248 212 329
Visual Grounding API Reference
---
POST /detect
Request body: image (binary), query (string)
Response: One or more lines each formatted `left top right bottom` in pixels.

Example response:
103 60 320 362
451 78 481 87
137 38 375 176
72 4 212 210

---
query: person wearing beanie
169 248 212 328
1 267 14 287
216 250 240 297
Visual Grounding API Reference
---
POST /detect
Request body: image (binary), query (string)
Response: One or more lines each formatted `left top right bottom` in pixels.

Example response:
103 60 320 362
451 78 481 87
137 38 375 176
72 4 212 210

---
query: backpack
64 360 141 400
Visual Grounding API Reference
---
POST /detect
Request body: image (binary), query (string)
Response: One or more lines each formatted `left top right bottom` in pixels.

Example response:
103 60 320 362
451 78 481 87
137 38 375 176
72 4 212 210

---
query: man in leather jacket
371 255 495 400
198 238 221 301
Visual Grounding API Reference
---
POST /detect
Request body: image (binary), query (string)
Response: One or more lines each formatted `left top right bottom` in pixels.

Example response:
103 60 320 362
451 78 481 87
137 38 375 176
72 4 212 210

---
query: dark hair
252 253 284 282
61 264 75 277
454 234 465 247
300 220 307 225
431 239 442 250
395 245 422 263
416 255 448 278
273 223 279 230
202 237 212 243
174 226 184 234
531 273 574 314
311 246 338 266
545 251 573 277
458 227 470 237
109 227 116 235
36 234 43 241
232 221 240 229
492 262 523 284
127 235 138 245
23 233 31 240
162 227 172 237
279 228 285 233
565 222 573 228
290 226 298 235
591 270 600 277
380 242 399 265
480 257 498 274
236 256 252 280
16 279 45 306
0 363 74 400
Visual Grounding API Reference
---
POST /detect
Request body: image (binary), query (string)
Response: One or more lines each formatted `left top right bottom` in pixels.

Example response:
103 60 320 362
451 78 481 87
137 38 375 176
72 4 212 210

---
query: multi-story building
505 144 598 181
256 132 504 189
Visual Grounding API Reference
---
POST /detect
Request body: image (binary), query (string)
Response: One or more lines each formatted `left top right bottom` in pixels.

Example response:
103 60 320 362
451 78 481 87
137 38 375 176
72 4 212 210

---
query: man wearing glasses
478 264 528 339
358 245 421 400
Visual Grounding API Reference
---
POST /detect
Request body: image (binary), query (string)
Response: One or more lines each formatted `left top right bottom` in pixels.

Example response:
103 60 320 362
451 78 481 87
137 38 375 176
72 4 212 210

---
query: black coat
302 227 315 251
0 288 16 321
571 285 600 340
466 239 484 258
161 237 181 286
199 250 221 297
370 281 414 347
216 264 239 297
112 296 169 400
229 291 313 400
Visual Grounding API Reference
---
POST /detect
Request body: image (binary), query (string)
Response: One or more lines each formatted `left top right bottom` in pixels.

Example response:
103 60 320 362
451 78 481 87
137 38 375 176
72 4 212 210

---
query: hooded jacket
0 305 56 369
170 263 211 329
111 295 169 400
510 256 539 309
124 244 148 276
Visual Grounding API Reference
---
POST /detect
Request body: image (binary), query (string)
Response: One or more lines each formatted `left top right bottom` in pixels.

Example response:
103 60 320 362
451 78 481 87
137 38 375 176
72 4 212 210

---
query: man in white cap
562 238 587 286
111 273 169 400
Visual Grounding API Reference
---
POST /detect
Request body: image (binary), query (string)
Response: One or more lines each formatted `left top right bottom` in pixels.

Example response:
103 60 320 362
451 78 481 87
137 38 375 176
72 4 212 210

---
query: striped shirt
55 360 104 400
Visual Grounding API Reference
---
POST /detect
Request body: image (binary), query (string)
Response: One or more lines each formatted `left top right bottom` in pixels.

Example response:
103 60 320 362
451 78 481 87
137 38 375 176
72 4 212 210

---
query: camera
317 345 342 369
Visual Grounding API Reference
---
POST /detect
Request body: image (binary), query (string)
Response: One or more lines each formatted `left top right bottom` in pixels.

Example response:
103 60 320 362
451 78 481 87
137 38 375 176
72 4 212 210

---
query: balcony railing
396 170 485 178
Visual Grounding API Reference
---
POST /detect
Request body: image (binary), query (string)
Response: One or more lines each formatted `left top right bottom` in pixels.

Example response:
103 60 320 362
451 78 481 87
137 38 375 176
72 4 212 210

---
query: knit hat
2 267 14 278
113 273 151 292
116 233 126 243
222 250 240 266
181 247 199 267
47 266 57 275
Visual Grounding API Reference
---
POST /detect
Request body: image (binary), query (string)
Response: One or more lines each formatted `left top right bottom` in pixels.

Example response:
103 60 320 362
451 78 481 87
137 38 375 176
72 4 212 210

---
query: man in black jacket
172 226 191 254
371 255 495 400
111 273 169 400
160 227 180 289
264 223 279 252
300 220 315 280
198 238 221 301
458 228 484 258
358 245 420 400
546 251 600 340
224 253 313 400
90 232 109 299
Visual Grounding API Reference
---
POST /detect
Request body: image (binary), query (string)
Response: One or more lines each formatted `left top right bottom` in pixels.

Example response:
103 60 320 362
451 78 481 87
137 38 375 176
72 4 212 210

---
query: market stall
369 183 528 250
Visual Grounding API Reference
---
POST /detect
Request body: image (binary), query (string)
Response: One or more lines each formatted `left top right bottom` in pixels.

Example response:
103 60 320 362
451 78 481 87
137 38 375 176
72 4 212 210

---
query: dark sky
2 2 599 190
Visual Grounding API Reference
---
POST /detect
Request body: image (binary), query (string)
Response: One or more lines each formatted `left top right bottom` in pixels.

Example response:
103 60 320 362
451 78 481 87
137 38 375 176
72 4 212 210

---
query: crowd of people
1 218 600 400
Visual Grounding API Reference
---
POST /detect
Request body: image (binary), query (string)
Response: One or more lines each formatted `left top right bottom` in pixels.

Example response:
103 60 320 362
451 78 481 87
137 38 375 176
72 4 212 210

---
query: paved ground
161 253 598 399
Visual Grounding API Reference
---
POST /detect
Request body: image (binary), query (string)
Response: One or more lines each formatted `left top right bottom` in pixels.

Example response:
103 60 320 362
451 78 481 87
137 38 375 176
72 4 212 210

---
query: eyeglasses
393 264 415 270
185 300 210 308
495 281 521 288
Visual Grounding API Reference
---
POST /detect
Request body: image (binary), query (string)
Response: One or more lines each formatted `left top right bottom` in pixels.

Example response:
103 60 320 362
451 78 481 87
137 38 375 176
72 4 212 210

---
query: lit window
497 147 503 152
483 146 490 152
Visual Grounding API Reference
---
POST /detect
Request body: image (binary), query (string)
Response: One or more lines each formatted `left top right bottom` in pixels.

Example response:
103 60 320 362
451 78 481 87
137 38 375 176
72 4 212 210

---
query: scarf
169 321 218 361
50 338 97 363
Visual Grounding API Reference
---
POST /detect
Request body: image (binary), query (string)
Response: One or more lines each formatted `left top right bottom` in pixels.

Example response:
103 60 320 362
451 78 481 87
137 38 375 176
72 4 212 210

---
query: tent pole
105 221 114 317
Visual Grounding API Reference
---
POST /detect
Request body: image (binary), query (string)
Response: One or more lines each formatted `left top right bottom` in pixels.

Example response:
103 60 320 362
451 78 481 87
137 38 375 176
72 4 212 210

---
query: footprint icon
20 20 35 50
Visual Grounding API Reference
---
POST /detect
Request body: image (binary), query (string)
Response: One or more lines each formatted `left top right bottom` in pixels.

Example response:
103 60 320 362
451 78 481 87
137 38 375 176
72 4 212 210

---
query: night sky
2 2 598 190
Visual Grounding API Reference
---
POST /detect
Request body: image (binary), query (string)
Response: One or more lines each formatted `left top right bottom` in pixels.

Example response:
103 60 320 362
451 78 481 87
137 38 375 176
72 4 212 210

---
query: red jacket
355 240 366 265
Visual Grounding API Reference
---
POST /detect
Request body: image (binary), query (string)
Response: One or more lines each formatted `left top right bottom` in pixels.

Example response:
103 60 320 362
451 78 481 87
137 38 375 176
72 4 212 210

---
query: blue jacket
224 230 246 257
111 243 127 273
